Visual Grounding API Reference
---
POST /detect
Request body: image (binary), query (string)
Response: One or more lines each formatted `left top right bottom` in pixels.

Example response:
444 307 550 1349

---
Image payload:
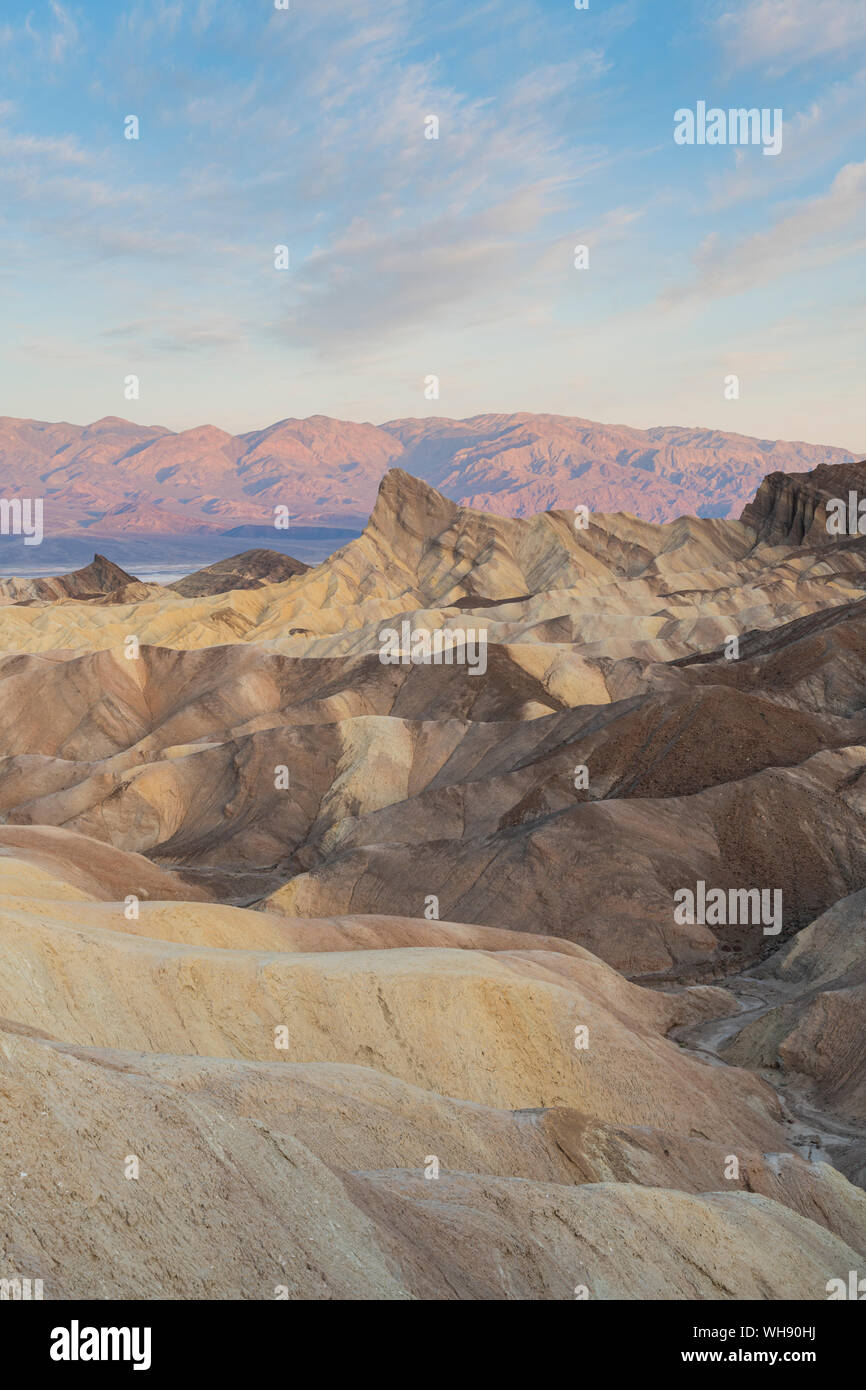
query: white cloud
705 66 866 210
23 0 80 63
717 0 866 72
0 128 89 165
662 160 866 306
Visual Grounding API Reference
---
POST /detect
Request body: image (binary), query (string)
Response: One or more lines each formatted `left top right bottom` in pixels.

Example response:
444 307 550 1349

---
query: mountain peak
368 467 460 544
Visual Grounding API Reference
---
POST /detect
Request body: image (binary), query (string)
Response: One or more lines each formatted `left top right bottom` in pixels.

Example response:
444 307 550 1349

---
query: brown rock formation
1 455 866 1299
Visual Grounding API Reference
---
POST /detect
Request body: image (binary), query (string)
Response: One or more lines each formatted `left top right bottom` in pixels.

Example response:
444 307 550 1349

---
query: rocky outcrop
169 549 309 597
0 553 139 603
740 460 866 546
724 889 866 1124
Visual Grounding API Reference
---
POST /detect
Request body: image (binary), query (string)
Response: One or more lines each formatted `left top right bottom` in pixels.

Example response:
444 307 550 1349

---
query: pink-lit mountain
0 410 854 534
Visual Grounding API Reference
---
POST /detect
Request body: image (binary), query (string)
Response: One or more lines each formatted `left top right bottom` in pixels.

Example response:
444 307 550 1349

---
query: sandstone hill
169 549 309 597
1 457 865 1298
0 553 143 604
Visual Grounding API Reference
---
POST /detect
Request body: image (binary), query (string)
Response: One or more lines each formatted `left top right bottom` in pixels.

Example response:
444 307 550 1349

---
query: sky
1 0 864 449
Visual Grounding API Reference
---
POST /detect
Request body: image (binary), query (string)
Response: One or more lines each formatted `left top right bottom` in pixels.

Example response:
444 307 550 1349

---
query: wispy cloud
0 0 863 448
716 0 866 73
662 160 866 306
22 0 79 63
704 66 866 209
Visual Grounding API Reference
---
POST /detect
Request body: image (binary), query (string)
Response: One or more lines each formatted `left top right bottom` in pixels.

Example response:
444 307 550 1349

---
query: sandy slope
1 852 863 1298
2 461 866 1298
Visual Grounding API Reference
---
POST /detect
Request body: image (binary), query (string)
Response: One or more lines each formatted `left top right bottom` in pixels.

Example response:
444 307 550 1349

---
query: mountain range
0 411 855 536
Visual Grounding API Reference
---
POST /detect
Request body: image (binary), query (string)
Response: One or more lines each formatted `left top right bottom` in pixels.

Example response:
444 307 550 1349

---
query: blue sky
1 0 864 448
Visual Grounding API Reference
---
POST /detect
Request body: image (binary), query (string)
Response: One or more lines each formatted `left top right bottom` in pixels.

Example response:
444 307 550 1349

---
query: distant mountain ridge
0 411 855 536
